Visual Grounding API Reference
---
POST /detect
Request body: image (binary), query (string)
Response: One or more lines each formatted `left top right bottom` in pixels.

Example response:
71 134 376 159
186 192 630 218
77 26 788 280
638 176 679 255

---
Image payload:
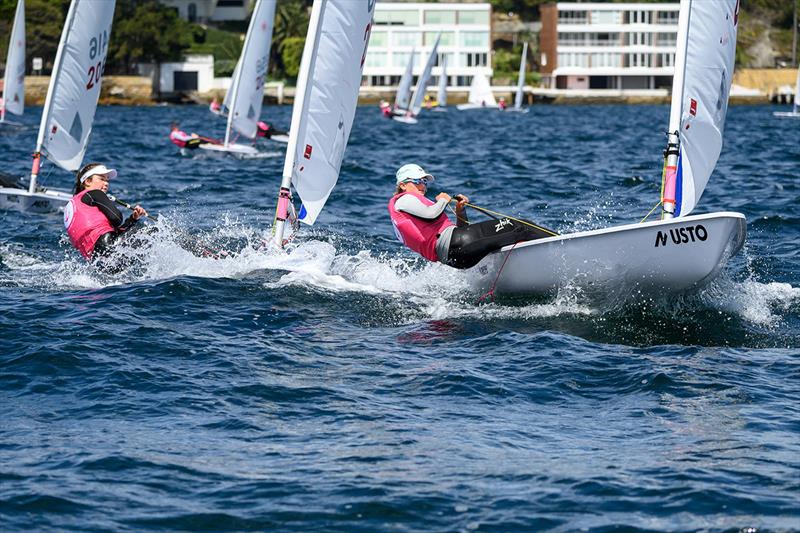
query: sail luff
794 64 800 113
2 0 25 121
514 42 528 110
410 33 441 116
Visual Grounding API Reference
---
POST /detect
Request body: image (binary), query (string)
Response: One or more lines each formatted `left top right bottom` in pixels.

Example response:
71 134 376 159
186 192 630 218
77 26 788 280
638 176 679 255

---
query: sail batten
2 0 25 121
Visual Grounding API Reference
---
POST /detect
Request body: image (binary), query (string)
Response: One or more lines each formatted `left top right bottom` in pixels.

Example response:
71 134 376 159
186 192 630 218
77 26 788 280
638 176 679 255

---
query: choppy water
1 104 798 531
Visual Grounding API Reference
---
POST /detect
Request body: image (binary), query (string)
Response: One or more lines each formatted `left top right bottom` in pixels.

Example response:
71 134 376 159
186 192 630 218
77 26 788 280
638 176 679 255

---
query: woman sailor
64 163 148 261
388 164 551 269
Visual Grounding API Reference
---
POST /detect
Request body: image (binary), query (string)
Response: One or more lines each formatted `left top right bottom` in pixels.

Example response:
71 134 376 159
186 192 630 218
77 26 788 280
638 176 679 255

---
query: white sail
394 48 415 110
225 0 276 143
794 65 800 113
669 0 739 217
282 0 375 226
1 0 25 120
466 73 496 106
37 0 116 172
409 33 440 116
222 60 239 113
514 42 528 110
437 55 447 107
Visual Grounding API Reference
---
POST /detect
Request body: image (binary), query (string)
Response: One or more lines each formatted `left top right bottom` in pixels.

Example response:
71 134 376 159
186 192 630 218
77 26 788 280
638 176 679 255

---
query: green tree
272 0 310 78
0 0 70 74
279 37 305 80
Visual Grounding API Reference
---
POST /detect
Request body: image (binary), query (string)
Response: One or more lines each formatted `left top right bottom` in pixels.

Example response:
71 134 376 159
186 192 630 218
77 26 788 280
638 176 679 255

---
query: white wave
701 277 800 326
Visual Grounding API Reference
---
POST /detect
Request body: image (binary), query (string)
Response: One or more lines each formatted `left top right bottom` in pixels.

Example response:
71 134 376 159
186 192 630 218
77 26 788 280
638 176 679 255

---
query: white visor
79 165 118 183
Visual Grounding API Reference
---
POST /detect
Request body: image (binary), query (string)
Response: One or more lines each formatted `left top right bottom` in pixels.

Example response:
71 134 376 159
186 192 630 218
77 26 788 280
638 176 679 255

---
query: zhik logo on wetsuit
495 218 512 233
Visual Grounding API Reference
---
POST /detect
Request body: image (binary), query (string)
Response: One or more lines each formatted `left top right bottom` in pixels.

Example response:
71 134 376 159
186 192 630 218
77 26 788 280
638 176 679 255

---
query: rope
477 241 520 303
639 200 662 223
449 197 559 237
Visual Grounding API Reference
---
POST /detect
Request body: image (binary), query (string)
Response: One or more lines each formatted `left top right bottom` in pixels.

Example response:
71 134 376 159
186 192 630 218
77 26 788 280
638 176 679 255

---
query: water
1 105 798 531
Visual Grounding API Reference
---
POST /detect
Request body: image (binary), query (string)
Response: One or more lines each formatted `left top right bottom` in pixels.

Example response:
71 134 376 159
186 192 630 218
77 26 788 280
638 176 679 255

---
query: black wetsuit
81 190 141 259
446 218 554 269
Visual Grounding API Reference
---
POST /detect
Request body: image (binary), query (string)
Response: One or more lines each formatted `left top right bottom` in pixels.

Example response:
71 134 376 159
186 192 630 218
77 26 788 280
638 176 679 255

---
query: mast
224 0 264 147
272 0 325 247
30 0 78 194
661 0 692 220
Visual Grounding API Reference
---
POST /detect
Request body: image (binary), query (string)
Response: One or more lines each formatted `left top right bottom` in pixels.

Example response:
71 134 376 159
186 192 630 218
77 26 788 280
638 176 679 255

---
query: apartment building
539 2 679 91
362 2 493 88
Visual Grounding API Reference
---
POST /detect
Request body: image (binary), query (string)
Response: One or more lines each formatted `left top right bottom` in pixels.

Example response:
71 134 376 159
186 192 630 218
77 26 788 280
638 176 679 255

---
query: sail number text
86 30 109 91
654 225 708 247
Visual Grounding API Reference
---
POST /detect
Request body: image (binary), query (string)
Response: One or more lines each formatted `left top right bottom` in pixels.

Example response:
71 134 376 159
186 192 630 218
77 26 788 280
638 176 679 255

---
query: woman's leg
446 219 554 269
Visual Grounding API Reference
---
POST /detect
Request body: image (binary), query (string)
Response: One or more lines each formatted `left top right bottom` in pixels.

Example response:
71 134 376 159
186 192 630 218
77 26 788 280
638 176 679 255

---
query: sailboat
393 33 441 124
271 0 375 247
0 0 25 129
457 72 498 110
773 63 800 118
0 0 116 214
431 54 448 112
386 48 415 119
504 42 529 113
199 0 278 157
467 0 746 296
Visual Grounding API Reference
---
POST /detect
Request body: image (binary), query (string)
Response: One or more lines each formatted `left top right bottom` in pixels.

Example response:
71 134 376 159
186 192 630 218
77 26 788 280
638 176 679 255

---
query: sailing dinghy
199 0 279 157
468 0 746 296
504 42 529 113
457 73 497 111
773 64 800 118
0 0 116 214
0 0 25 129
386 48 415 120
271 0 375 246
392 33 441 125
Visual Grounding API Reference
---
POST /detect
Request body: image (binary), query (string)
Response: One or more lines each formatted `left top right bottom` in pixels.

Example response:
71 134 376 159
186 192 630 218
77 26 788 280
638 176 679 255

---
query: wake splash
1 219 797 334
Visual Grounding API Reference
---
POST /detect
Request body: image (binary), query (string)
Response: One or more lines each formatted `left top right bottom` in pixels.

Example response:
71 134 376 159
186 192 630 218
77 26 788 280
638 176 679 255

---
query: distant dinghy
0 0 25 129
468 0 746 296
0 0 116 214
773 63 800 118
457 73 498 111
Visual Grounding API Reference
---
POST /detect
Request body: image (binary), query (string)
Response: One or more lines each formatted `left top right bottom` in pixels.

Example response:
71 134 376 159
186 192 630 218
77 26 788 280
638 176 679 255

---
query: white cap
79 164 117 183
396 163 434 185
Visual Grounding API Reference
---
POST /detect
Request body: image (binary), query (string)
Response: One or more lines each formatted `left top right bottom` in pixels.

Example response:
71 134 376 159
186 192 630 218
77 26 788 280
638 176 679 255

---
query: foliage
108 0 192 74
272 0 310 78
0 0 70 73
279 37 305 80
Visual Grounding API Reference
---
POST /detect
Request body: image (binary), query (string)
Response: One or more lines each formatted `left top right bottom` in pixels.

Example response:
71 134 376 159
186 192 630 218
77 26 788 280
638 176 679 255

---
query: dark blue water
1 104 798 531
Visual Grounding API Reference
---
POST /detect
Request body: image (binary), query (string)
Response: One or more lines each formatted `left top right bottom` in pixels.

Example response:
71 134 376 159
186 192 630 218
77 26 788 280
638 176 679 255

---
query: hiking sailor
64 163 148 261
388 163 552 269
169 123 216 150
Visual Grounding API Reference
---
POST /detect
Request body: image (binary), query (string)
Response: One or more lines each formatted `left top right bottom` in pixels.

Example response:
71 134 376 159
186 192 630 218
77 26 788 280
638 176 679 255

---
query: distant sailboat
504 42 529 113
773 64 800 118
393 33 441 124
0 0 116 213
387 48 415 118
431 54 448 112
199 0 279 157
0 0 25 128
271 0 375 246
457 72 497 111
468 0 745 296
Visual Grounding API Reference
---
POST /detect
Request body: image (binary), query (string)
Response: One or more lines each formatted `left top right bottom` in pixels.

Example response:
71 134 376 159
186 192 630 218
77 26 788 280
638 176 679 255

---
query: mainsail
514 42 528 110
394 48 415 111
272 0 375 243
33 0 116 184
224 0 276 144
793 65 800 114
466 73 496 107
1 0 25 122
409 33 441 116
437 55 447 107
663 0 739 218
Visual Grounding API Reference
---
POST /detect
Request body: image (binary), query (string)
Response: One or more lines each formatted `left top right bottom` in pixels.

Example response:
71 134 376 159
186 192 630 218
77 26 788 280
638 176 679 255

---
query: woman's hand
454 194 469 210
436 192 452 203
132 205 147 220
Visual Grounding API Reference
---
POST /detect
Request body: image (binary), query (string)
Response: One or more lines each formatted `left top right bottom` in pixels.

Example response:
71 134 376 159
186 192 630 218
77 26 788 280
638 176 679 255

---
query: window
424 10 456 25
590 52 620 68
188 3 196 22
393 52 412 68
458 10 489 25
558 53 588 68
459 31 489 48
656 32 677 47
590 11 620 25
436 52 454 67
559 11 588 25
425 31 454 46
656 11 679 25
375 9 419 26
460 52 488 67
365 52 387 69
216 0 243 6
369 31 387 47
392 32 421 47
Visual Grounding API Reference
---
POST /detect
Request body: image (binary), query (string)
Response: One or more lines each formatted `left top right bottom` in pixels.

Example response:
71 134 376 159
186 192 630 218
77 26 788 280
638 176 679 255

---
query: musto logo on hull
655 224 708 247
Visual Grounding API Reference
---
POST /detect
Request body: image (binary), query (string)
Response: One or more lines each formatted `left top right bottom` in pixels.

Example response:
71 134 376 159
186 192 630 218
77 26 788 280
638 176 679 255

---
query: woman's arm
82 190 138 231
395 194 449 220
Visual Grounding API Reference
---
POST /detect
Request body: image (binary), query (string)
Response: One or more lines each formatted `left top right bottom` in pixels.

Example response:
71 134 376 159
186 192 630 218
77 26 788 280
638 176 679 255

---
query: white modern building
158 0 256 23
539 2 679 91
362 2 492 89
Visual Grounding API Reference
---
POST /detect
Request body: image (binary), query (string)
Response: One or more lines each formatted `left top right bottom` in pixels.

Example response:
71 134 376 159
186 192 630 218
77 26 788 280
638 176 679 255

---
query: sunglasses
406 178 428 186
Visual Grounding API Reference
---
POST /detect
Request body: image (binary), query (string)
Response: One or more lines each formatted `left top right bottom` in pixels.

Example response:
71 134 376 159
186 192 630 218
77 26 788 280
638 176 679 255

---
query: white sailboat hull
773 111 800 118
392 115 418 124
503 107 529 114
198 142 260 157
456 103 499 111
0 186 71 213
468 212 746 296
